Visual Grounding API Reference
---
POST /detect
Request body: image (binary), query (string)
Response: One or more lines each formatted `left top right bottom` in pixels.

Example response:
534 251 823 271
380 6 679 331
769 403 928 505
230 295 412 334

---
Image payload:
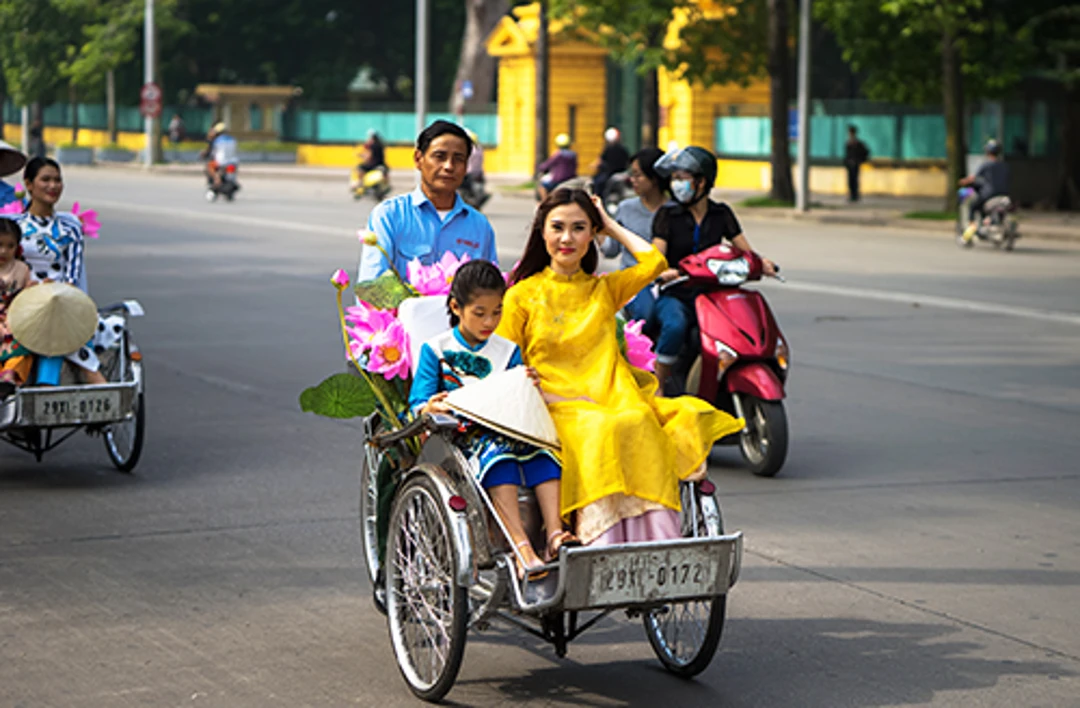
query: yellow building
486 4 609 175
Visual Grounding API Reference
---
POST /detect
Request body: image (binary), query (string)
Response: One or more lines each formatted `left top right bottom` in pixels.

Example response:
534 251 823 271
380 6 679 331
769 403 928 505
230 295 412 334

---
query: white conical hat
8 283 98 356
0 140 27 178
445 366 561 450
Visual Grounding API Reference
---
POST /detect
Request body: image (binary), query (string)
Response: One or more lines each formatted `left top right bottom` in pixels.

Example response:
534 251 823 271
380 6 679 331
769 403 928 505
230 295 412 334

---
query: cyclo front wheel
643 481 727 678
386 474 468 702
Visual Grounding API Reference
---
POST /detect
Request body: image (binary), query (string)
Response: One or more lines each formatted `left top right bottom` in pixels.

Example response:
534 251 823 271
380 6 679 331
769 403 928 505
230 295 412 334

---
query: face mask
671 179 696 203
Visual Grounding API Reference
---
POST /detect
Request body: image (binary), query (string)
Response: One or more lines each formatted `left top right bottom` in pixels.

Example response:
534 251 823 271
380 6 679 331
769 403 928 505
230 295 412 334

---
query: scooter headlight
775 337 790 370
706 257 750 286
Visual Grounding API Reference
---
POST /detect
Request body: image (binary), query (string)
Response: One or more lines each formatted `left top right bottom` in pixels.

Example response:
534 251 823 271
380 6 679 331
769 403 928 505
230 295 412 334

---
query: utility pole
143 0 155 168
415 0 429 139
795 0 811 212
21 106 28 155
534 0 549 175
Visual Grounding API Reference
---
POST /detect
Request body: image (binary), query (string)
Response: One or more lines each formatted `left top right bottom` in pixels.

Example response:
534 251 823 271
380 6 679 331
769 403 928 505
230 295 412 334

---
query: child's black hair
447 260 506 327
0 217 22 243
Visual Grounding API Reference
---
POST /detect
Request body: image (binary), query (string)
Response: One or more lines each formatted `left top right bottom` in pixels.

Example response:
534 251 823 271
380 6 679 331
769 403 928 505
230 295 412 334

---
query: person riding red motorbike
649 146 776 394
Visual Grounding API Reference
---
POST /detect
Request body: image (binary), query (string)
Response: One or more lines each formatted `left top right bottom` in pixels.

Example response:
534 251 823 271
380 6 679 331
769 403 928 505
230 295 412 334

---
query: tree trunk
642 66 659 149
941 27 965 213
69 83 80 145
1056 88 1080 210
0 91 5 141
767 0 794 202
106 69 117 144
450 0 509 114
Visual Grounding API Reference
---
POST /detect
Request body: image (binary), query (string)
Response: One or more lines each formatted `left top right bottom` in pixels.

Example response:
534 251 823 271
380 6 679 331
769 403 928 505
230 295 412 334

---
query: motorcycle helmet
984 139 1002 156
554 133 571 149
604 126 620 143
653 146 717 205
211 122 227 135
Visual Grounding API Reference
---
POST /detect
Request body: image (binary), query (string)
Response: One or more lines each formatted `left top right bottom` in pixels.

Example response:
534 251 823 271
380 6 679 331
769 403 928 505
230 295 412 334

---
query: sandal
545 529 581 562
514 539 548 581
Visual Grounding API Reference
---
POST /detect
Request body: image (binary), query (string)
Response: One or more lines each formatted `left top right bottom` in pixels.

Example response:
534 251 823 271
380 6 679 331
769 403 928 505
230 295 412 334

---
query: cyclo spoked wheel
359 416 389 613
386 474 467 702
103 332 146 473
643 482 727 678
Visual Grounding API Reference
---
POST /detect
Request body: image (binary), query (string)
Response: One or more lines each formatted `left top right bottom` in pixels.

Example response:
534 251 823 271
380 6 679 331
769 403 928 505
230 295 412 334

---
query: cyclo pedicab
0 282 146 471
359 296 744 702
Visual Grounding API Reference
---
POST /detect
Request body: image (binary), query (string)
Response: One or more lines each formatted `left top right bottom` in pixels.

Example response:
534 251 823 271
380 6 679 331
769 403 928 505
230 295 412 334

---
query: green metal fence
714 99 1059 161
4 100 499 146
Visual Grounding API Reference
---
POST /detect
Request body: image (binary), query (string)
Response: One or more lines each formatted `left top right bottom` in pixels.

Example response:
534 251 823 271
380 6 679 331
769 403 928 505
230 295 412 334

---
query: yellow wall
3 124 147 150
295 143 503 174
658 72 770 151
715 158 948 198
493 56 536 174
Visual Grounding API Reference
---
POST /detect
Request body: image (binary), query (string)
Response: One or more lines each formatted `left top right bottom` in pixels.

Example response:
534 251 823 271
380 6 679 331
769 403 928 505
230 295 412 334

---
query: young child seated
408 260 579 579
0 218 32 396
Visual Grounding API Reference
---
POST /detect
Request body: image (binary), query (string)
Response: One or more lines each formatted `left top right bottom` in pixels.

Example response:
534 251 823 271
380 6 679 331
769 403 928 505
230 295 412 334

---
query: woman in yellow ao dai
496 189 744 545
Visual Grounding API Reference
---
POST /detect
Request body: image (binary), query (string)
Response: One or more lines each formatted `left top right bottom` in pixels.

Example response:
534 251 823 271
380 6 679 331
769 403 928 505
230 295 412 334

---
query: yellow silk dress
497 246 744 541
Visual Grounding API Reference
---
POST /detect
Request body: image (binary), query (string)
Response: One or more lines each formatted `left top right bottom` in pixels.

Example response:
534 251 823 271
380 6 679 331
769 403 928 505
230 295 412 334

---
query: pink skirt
587 508 681 546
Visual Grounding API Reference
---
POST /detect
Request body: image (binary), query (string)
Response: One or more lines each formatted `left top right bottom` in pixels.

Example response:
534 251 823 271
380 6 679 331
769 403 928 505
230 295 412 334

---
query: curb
714 207 1080 244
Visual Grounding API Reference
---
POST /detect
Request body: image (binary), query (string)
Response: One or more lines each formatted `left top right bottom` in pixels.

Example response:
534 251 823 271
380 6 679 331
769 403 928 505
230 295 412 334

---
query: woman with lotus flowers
497 188 744 546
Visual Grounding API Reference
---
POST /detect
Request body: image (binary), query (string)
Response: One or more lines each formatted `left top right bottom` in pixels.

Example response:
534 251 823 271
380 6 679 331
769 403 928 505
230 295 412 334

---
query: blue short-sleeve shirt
358 187 498 282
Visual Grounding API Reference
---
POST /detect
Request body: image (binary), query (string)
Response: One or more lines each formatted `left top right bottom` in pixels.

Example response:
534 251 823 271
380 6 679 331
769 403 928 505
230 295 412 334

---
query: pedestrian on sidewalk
844 125 870 202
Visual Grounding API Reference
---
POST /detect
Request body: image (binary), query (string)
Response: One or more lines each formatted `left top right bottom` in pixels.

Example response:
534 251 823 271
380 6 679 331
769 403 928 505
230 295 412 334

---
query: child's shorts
482 456 560 489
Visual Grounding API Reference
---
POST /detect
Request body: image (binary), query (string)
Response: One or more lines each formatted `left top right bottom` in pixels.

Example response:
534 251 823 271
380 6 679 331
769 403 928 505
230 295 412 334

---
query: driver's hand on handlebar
762 259 778 277
657 268 681 284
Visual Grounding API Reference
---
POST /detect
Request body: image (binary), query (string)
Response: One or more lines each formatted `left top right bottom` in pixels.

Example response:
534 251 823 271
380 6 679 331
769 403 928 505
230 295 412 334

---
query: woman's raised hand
590 194 619 235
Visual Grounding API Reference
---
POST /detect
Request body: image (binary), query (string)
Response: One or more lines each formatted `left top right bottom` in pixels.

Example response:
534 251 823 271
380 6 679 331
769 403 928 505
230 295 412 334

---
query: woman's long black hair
447 259 506 327
510 187 602 285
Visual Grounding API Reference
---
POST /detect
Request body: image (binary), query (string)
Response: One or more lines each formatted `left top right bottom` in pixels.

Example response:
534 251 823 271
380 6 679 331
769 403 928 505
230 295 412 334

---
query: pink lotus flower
71 202 101 239
345 303 399 355
0 201 22 216
623 319 656 372
367 319 411 380
407 251 471 296
330 268 351 290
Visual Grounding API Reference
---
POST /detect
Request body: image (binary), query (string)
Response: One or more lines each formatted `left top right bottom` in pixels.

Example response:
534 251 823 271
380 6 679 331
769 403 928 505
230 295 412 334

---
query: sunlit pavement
1 169 1078 707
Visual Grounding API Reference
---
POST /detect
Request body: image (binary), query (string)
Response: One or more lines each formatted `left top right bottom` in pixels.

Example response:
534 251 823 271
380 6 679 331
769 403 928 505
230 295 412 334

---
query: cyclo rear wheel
386 474 468 702
103 331 146 473
643 482 727 677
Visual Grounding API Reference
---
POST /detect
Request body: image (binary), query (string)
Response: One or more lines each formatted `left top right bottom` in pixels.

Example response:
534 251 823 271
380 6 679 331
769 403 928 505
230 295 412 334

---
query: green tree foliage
0 2 73 106
815 0 1033 208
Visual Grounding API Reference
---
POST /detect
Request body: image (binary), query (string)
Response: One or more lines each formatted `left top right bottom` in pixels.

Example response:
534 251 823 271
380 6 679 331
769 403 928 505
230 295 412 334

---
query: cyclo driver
649 146 777 394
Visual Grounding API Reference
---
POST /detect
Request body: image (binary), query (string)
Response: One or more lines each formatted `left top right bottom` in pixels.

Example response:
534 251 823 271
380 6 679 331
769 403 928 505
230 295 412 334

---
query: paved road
2 171 1079 707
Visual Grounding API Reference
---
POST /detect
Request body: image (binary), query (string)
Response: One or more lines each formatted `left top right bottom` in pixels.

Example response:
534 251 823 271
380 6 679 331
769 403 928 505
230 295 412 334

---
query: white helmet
604 127 620 143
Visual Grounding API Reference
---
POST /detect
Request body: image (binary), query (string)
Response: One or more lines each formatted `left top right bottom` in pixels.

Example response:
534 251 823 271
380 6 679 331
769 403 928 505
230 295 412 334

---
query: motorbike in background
660 243 790 477
351 165 392 202
957 187 1019 251
600 170 632 216
459 172 491 210
206 164 240 202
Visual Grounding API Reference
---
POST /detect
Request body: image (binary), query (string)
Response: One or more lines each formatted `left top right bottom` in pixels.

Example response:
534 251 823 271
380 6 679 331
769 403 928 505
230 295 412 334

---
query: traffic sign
139 82 162 119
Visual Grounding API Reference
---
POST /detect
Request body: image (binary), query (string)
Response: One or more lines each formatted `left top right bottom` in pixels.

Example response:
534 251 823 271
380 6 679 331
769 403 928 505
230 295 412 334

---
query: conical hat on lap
445 366 561 451
8 283 98 356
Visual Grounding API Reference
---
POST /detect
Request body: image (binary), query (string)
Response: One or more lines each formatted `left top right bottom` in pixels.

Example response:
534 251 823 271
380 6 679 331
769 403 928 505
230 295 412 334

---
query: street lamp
795 0 811 212
415 0 429 138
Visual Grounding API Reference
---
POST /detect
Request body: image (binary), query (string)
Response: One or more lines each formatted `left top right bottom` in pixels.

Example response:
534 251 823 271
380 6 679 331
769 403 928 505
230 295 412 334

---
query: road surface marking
91 199 1080 327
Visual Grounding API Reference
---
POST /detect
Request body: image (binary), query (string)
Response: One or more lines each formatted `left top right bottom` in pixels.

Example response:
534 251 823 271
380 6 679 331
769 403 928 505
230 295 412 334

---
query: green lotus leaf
299 373 377 419
353 271 415 311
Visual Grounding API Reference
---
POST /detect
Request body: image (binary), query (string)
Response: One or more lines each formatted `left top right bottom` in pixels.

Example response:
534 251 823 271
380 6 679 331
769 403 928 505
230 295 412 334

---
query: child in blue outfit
408 260 579 578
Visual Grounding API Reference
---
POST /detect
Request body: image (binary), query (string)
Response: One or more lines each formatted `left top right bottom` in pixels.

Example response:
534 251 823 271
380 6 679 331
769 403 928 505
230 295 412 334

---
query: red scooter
660 243 790 477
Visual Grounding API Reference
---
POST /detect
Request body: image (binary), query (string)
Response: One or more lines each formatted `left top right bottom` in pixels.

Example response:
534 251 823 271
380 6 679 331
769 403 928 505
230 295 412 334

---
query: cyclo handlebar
370 413 460 449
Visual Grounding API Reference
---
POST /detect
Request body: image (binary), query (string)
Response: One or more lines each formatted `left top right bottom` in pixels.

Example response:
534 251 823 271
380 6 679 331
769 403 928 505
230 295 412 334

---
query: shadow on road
463 616 1071 707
